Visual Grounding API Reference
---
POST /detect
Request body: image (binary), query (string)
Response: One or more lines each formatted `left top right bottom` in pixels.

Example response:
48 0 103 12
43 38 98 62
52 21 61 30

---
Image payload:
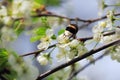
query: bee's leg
73 35 76 39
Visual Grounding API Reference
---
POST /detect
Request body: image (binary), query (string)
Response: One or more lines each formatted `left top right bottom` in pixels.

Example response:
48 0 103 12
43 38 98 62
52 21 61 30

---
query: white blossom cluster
37 52 50 65
0 5 12 25
8 54 39 80
0 0 34 44
92 10 120 62
110 45 120 62
37 29 91 65
1 26 17 43
0 0 33 25
56 39 87 60
92 11 120 43
12 0 32 18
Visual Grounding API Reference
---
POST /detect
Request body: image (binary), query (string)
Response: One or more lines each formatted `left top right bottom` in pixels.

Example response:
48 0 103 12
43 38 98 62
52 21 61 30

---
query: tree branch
36 38 120 80
15 13 120 23
20 44 56 57
68 50 109 80
78 31 115 42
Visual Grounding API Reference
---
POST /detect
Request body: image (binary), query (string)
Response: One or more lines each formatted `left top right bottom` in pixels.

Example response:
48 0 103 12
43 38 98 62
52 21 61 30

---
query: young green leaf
0 48 8 71
35 27 47 35
30 27 47 42
58 29 65 35
51 34 56 40
30 35 42 42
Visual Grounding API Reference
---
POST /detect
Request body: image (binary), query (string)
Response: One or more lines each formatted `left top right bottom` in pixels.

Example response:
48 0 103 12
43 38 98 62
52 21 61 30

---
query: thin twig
36 38 120 80
32 14 88 22
20 44 56 57
78 31 115 42
68 50 109 80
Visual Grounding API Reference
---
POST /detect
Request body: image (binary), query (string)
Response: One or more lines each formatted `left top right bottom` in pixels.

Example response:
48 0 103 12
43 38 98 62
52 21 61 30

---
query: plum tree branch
20 44 56 57
15 13 120 23
67 50 109 80
78 31 115 41
36 38 120 80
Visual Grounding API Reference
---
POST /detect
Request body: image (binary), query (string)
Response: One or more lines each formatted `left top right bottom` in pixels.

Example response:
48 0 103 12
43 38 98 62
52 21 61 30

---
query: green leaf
14 21 24 36
15 27 24 36
3 70 17 80
34 0 45 4
0 48 8 71
34 0 61 6
8 0 13 2
58 29 65 35
41 17 50 28
45 0 61 6
32 18 39 23
30 27 48 42
35 27 47 35
30 35 42 42
51 34 56 40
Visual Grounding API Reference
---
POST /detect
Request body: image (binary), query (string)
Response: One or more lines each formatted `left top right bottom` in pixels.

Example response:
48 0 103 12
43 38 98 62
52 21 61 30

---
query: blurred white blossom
97 0 106 16
100 35 115 43
1 26 17 42
2 16 12 25
8 54 39 80
56 43 70 59
12 0 32 18
115 27 120 37
0 6 7 17
110 46 120 62
106 11 114 30
92 21 106 42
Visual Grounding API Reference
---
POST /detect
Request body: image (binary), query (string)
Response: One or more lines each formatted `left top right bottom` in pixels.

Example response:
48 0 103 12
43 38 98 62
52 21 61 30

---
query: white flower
19 1 31 12
106 11 114 30
100 35 116 44
57 39 88 60
115 27 120 37
98 21 107 28
1 26 17 42
0 6 7 17
37 53 49 65
77 44 88 56
18 65 39 80
92 21 106 33
93 32 103 42
69 39 80 47
12 0 32 18
110 46 120 62
46 28 54 37
67 39 81 59
2 16 12 25
37 29 54 50
8 54 39 80
56 44 70 59
37 41 49 50
97 0 106 16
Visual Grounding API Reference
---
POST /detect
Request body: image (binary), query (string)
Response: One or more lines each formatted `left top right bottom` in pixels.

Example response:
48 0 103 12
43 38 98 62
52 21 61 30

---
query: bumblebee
64 24 78 39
